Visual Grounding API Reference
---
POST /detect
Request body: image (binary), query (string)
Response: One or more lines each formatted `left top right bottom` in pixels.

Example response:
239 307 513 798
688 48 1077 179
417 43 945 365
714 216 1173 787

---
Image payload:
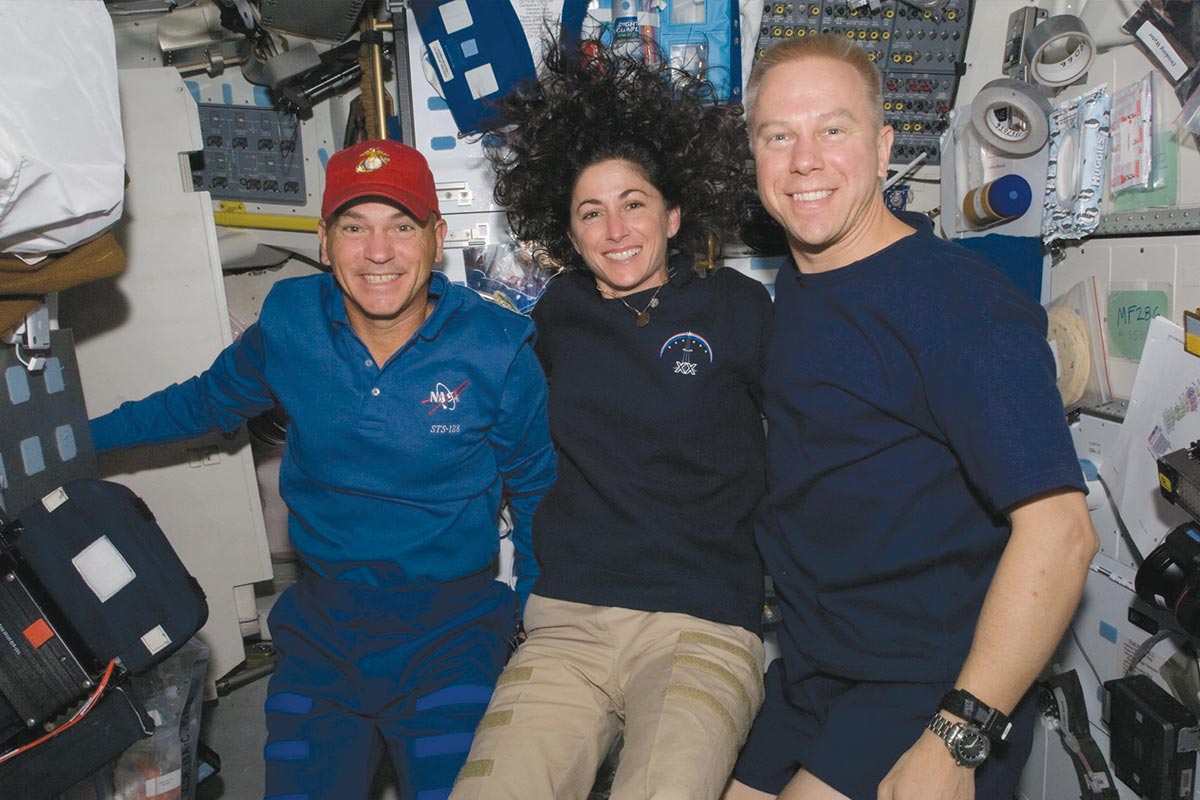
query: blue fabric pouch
410 0 589 135
589 0 741 100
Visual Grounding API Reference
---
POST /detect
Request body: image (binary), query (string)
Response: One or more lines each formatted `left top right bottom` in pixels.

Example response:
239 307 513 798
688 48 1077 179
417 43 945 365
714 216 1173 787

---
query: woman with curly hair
449 40 772 800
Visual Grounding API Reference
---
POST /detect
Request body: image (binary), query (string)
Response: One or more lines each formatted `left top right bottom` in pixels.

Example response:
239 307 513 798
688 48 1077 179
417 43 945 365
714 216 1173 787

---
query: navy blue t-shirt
758 225 1085 683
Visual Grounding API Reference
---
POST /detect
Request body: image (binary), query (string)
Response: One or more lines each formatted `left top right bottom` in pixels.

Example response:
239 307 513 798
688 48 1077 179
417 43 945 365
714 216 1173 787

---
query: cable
11 342 32 369
1054 686 1099 773
107 0 199 15
11 342 44 372
1068 622 1105 686
0 659 119 766
1094 470 1143 565
1125 629 1173 677
1041 671 1120 800
883 151 928 190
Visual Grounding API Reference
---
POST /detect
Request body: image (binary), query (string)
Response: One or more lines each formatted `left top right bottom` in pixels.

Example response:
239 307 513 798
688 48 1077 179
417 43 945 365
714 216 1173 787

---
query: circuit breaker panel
190 103 306 205
756 0 972 164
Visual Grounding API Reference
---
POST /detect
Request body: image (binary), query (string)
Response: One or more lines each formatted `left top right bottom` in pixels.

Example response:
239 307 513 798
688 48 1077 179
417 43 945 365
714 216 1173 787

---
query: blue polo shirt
91 271 556 605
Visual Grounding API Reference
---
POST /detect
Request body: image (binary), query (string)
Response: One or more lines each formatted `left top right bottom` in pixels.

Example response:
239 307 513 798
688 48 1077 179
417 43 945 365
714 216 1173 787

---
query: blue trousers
262 570 517 800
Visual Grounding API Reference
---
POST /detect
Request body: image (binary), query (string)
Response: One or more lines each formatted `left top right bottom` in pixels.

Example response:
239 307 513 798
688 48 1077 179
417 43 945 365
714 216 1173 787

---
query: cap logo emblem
355 148 390 173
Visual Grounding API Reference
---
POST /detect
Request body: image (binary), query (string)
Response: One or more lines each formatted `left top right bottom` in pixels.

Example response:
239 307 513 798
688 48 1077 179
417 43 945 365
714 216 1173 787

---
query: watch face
953 727 990 767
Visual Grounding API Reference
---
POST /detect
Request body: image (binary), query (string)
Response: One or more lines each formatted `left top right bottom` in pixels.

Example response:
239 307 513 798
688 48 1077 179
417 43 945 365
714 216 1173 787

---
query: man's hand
877 728 974 800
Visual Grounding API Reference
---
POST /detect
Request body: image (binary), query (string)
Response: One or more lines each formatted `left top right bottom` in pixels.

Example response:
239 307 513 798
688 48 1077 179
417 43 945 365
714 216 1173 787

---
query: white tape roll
1023 15 1095 88
970 78 1053 157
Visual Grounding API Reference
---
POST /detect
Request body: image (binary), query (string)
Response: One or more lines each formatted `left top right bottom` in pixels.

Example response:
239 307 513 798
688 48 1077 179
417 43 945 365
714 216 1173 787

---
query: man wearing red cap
90 139 556 799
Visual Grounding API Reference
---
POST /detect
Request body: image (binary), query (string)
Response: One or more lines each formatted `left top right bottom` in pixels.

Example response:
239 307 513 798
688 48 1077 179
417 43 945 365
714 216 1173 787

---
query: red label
23 618 54 648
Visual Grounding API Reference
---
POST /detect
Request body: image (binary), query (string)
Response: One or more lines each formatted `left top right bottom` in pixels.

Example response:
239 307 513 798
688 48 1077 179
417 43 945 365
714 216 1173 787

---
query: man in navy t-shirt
724 35 1098 800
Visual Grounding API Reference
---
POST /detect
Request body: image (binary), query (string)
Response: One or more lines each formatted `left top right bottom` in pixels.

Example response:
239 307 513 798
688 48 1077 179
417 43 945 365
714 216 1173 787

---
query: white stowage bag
0 0 125 259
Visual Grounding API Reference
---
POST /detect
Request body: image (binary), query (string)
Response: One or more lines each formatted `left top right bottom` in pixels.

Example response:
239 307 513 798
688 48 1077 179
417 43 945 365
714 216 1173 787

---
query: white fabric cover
0 0 125 257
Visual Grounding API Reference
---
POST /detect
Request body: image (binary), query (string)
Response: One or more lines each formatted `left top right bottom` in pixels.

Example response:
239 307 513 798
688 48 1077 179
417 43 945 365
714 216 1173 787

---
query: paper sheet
1099 316 1195 556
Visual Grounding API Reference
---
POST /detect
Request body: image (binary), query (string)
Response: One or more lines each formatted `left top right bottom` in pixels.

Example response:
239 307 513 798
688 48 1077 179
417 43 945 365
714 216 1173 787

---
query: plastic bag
112 640 209 800
1110 72 1157 194
1045 276 1113 410
0 0 125 257
1042 87 1111 244
464 242 556 314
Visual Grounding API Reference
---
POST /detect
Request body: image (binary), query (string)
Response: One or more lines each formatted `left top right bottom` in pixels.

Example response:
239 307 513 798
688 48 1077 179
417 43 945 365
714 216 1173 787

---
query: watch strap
927 712 957 742
940 688 1012 743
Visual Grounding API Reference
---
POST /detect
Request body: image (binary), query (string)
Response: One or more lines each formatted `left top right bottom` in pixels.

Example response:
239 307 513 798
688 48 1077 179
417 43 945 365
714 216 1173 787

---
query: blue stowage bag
409 0 740 137
588 0 741 101
409 0 590 135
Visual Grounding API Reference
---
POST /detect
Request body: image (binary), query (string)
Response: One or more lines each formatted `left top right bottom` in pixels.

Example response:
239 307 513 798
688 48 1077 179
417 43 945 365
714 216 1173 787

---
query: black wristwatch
927 713 990 768
939 688 1012 744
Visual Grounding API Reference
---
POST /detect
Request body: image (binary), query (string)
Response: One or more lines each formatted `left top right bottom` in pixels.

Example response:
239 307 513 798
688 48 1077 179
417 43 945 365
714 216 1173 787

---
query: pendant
636 311 651 327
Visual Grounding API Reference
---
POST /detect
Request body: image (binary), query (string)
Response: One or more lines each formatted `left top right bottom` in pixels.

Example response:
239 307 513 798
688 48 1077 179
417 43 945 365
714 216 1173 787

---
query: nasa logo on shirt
659 332 713 377
422 379 468 433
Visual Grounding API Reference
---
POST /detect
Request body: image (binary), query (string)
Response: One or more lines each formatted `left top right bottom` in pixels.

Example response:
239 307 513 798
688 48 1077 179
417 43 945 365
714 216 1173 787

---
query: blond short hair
745 35 884 130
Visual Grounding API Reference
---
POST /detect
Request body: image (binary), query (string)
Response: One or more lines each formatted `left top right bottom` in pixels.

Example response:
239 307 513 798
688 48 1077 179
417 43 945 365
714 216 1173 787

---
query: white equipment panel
60 68 273 692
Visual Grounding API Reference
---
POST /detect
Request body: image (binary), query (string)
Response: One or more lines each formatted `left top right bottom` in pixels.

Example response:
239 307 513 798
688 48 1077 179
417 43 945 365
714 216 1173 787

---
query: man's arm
91 322 275 452
488 334 557 615
878 488 1098 800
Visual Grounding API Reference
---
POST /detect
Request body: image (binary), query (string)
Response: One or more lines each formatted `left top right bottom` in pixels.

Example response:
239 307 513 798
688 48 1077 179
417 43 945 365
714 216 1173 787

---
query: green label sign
1107 290 1170 360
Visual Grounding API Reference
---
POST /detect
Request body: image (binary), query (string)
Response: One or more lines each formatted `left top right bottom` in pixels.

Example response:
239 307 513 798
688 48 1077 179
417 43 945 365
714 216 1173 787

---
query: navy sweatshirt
529 262 772 632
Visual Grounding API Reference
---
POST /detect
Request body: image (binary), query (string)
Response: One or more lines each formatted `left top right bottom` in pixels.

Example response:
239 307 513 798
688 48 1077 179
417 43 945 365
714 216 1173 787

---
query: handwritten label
1136 21 1187 80
1106 290 1170 360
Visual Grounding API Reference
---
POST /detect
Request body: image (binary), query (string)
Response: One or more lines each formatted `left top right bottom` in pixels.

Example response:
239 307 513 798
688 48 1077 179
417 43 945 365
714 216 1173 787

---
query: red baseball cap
321 139 441 221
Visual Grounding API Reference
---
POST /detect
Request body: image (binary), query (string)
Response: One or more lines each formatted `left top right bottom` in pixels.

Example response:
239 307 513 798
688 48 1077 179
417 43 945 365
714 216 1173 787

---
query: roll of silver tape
970 78 1053 156
1023 14 1095 88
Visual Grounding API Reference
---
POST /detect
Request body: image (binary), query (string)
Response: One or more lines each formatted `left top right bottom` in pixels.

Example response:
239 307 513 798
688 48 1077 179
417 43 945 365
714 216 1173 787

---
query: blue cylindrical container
962 174 1033 228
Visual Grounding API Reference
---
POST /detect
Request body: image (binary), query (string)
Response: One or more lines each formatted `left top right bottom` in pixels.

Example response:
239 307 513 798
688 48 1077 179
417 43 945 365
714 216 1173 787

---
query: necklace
598 274 670 327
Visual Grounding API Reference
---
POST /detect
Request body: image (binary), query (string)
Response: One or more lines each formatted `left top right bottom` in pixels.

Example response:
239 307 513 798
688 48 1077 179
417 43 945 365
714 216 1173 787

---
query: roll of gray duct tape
970 78 1053 156
1023 14 1095 88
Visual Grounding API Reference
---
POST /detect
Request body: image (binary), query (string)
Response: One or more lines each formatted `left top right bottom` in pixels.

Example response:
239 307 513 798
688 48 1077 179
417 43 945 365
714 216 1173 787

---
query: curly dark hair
483 39 754 273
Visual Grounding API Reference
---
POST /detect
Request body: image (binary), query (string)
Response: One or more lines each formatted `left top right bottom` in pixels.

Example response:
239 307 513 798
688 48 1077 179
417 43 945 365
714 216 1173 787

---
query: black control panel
755 1 973 164
190 104 306 206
